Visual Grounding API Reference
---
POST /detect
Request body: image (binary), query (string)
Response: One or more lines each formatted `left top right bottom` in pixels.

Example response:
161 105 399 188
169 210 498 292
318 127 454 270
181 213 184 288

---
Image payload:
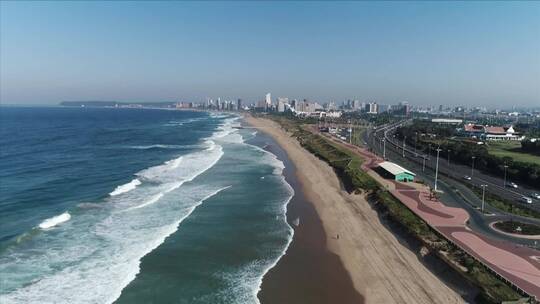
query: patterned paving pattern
324 134 540 297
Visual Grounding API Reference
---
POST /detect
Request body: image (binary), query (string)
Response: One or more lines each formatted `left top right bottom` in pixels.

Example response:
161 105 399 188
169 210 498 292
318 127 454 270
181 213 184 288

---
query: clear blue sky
1 1 539 107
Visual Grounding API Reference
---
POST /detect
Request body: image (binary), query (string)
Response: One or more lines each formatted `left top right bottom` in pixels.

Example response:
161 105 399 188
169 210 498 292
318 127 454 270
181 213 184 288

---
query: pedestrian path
324 134 540 298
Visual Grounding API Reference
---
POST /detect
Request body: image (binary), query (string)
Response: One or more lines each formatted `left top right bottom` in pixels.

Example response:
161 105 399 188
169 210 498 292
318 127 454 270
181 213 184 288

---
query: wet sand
255 133 363 304
248 116 465 304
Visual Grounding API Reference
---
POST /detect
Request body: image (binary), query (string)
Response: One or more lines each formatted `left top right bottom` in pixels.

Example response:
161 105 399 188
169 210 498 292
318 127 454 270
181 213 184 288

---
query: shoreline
249 127 363 304
247 115 467 304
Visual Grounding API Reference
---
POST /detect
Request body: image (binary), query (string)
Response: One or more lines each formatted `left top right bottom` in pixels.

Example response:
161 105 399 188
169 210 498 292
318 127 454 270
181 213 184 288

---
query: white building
461 124 524 141
306 102 323 113
367 102 378 114
322 111 342 118
352 100 362 110
277 101 286 112
265 93 272 106
431 118 463 125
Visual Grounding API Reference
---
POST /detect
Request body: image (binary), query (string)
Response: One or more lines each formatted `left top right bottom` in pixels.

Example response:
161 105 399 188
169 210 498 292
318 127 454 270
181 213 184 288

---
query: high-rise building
352 100 361 110
296 100 306 112
237 99 242 111
366 102 378 114
291 99 297 109
265 93 272 106
327 101 336 110
278 101 285 112
277 97 289 104
400 101 410 115
277 97 288 113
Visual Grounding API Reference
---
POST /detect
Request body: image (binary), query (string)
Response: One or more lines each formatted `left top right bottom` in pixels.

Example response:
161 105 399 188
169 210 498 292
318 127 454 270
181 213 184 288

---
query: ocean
0 107 293 303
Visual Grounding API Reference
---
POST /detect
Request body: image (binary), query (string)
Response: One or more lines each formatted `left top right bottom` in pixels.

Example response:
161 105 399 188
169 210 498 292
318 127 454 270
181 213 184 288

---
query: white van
521 196 533 204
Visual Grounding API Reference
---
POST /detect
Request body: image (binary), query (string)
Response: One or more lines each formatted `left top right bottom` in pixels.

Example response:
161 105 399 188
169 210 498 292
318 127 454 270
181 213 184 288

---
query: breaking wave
38 212 71 230
0 113 294 304
0 117 231 303
109 179 141 196
127 144 185 150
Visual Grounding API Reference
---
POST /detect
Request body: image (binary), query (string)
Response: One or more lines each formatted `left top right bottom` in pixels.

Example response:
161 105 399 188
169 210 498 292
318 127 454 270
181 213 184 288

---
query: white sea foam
136 156 183 180
211 117 245 144
0 117 235 303
232 126 295 304
249 143 286 175
0 186 231 304
0 151 226 303
38 212 71 229
253 182 294 304
0 114 293 304
126 193 164 211
163 117 204 127
76 203 103 209
127 144 185 150
197 117 295 304
109 179 141 196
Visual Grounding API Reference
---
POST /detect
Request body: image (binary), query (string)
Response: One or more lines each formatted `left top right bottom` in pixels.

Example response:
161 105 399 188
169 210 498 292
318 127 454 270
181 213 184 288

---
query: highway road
368 121 540 211
355 122 540 248
370 132 539 247
320 127 540 298
319 126 540 247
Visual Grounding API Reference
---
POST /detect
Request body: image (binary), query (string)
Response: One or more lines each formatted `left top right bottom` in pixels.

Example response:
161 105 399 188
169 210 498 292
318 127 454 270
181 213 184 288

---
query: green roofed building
377 161 415 182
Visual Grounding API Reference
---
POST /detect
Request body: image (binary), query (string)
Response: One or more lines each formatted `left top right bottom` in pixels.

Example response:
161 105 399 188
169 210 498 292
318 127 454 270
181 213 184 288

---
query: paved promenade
325 135 540 298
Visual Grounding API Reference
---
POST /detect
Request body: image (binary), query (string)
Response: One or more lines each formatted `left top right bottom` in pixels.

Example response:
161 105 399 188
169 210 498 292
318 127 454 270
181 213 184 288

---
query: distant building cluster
63 96 540 127
339 100 410 116
226 94 422 119
417 104 540 120
172 93 424 119
174 98 245 111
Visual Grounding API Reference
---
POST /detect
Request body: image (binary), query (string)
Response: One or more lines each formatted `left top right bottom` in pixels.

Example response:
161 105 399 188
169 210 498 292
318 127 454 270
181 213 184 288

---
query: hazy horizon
1 1 539 107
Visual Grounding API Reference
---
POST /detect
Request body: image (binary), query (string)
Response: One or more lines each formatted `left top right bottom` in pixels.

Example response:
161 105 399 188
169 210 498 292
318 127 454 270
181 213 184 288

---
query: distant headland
60 101 177 108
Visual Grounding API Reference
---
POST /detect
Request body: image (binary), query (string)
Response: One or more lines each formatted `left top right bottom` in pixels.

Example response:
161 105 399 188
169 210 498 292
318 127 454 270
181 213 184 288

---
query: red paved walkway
324 134 540 298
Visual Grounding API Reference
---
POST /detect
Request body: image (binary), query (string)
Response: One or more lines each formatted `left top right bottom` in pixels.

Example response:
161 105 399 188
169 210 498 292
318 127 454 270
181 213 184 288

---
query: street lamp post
471 156 476 178
503 164 508 187
447 150 451 166
403 136 406 158
414 132 418 157
383 138 386 159
422 155 426 172
434 147 442 191
480 184 488 213
349 121 352 144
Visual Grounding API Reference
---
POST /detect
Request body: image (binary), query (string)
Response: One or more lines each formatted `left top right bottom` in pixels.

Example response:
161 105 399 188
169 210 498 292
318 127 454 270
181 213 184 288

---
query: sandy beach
247 116 466 304
254 131 363 304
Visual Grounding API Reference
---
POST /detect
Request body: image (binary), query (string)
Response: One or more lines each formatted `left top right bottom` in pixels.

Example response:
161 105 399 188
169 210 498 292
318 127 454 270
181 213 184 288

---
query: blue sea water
0 107 293 303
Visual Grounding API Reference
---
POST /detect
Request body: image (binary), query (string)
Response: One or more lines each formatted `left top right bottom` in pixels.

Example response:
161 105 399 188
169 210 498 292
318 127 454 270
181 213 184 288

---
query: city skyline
1 1 539 107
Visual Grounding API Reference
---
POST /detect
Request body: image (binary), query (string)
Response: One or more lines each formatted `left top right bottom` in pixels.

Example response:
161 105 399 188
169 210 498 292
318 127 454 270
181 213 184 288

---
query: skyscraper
367 102 378 114
352 100 361 110
265 93 272 106
237 99 242 111
278 100 285 112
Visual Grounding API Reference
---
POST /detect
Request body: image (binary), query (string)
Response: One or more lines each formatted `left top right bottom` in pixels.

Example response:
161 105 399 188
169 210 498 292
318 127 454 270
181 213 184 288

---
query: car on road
521 196 533 204
507 182 518 188
531 193 540 200
463 176 472 181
